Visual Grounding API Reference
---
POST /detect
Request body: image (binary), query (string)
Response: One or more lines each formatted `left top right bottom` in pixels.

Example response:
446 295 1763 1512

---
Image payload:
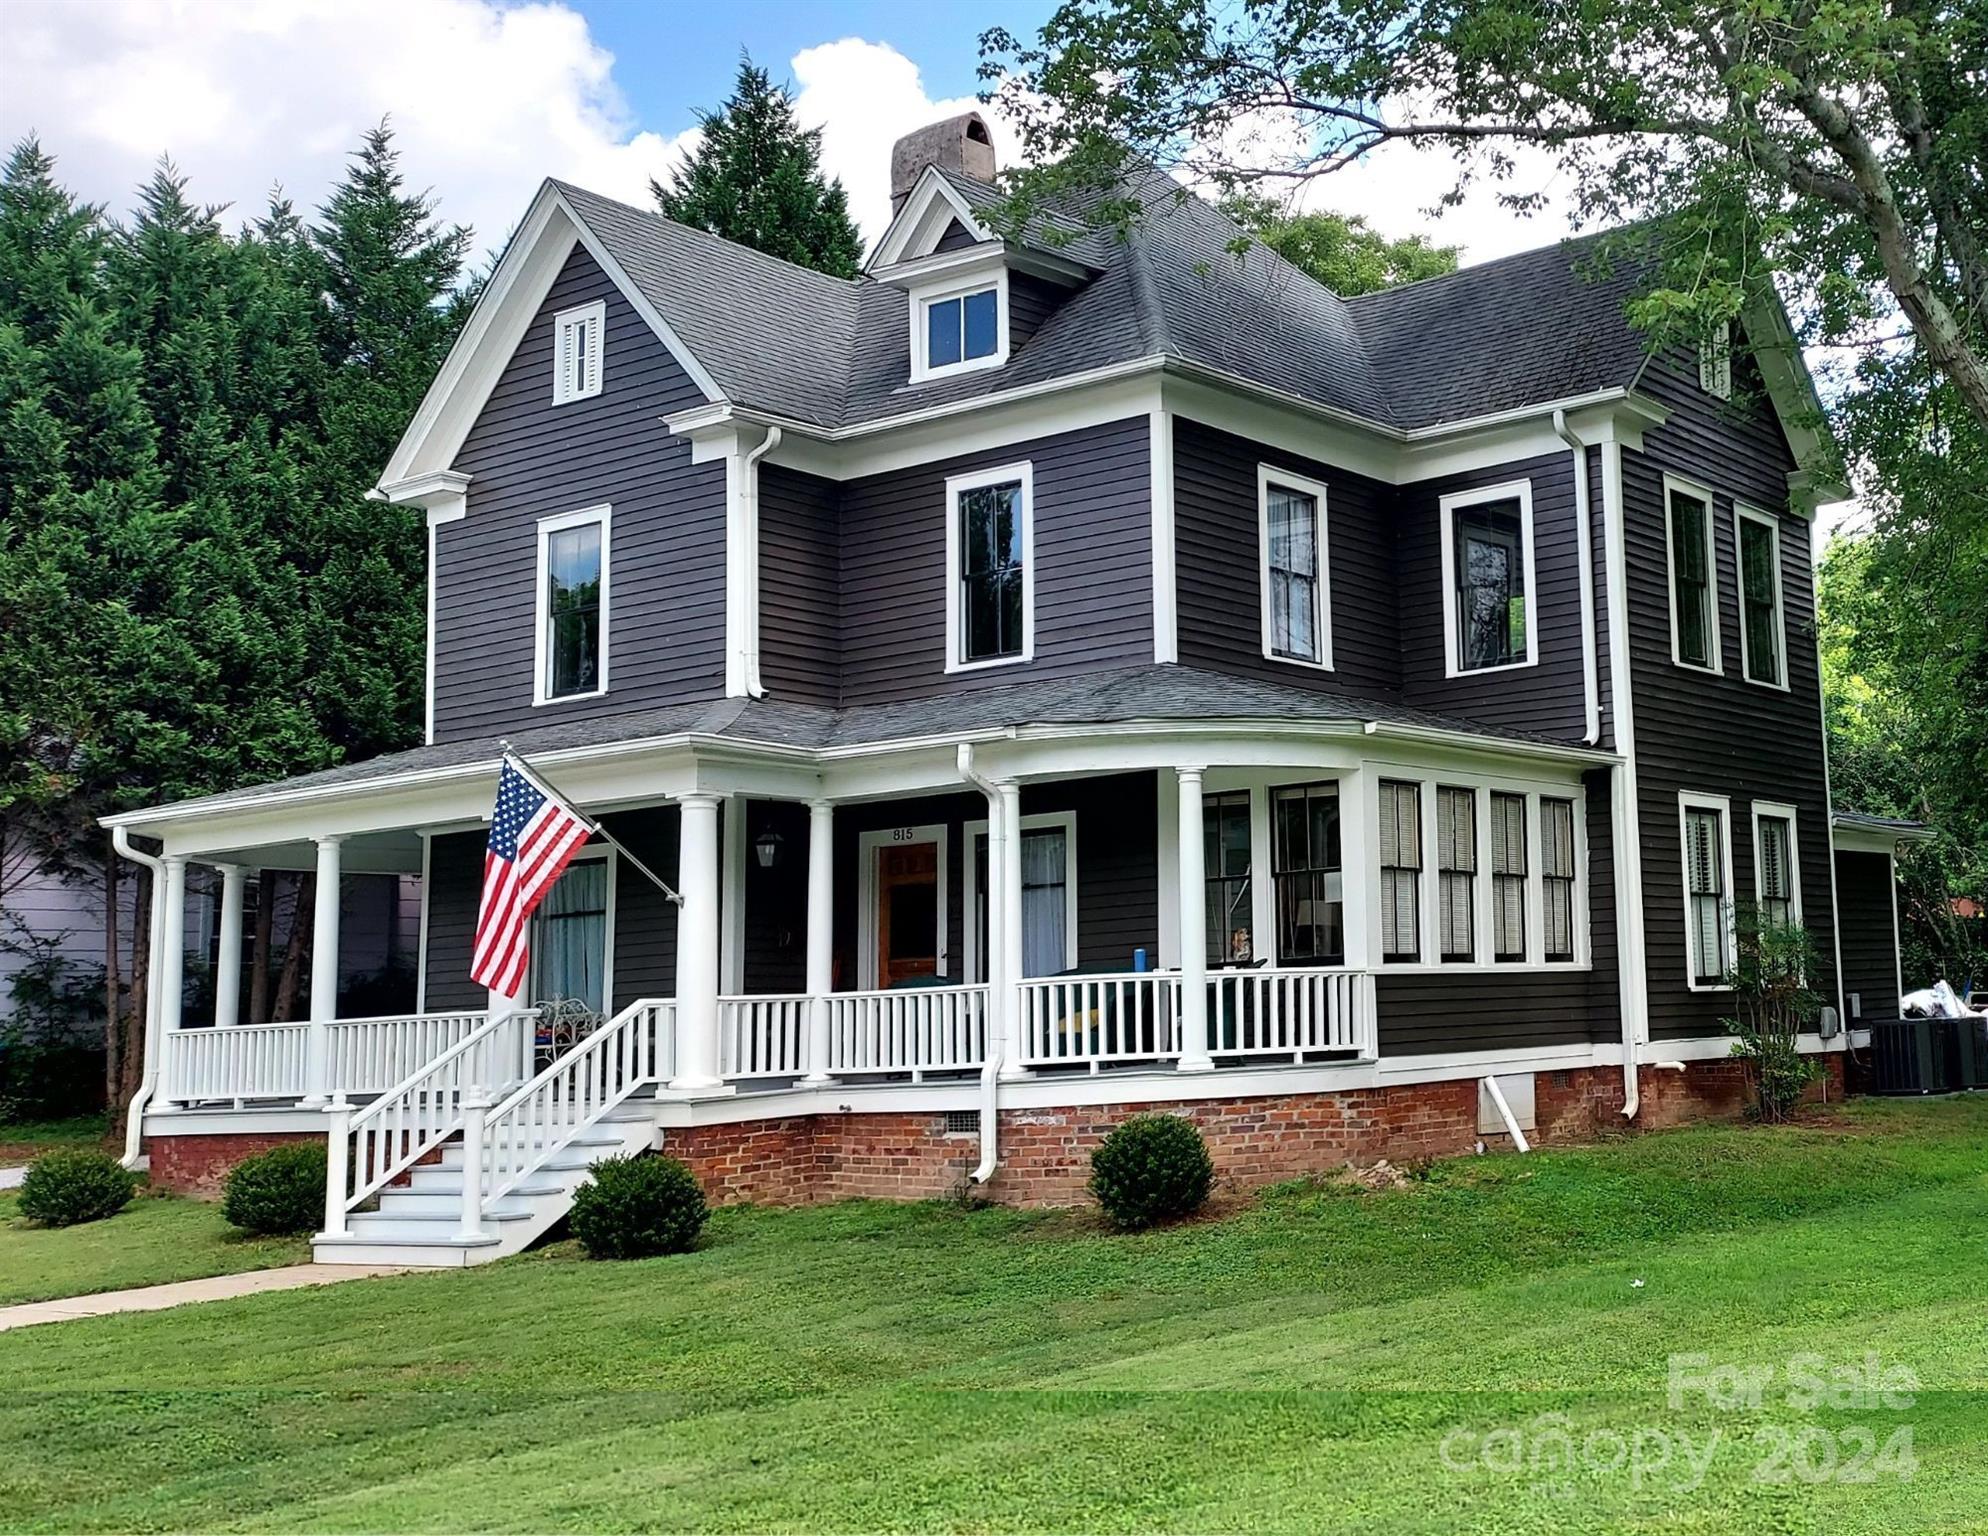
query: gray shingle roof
131 667 1590 820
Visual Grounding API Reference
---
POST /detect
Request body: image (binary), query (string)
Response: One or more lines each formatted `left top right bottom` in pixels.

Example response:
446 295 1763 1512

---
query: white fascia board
1830 821 1932 853
868 167 990 270
1742 295 1850 512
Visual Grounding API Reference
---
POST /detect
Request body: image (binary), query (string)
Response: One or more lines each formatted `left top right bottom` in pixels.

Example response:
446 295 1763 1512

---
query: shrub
17 1148 135 1227
1089 1113 1214 1230
570 1153 708 1259
222 1143 328 1235
1723 909 1825 1122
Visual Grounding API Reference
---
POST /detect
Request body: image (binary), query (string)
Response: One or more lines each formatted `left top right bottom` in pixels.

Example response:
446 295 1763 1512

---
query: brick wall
147 1130 322 1197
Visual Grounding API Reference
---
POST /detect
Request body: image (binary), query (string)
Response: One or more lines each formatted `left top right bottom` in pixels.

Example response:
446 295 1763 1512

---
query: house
101 114 1921 1266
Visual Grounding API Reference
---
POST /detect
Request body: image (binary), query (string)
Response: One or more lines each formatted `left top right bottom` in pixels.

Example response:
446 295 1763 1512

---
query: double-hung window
1258 467 1331 668
1735 507 1786 687
535 506 609 703
1753 804 1800 930
1272 783 1343 964
1489 791 1528 963
946 464 1032 670
1436 787 1477 963
1541 798 1577 963
1378 780 1422 963
1666 477 1720 671
1203 792 1255 963
1681 794 1735 987
552 300 604 404
1443 483 1535 675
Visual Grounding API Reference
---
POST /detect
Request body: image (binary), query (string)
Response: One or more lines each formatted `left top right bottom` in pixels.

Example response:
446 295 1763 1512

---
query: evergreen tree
654 56 865 278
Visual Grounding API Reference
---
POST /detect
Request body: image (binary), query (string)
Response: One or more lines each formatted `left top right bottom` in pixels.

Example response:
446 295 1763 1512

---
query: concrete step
374 1190 541 1219
344 1210 531 1243
312 1235 492 1269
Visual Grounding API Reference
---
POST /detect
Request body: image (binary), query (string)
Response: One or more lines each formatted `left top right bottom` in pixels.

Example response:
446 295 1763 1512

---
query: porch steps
311 1103 659 1269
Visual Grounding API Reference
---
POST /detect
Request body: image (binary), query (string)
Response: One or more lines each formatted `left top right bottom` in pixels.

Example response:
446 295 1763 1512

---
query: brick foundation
146 1130 323 1197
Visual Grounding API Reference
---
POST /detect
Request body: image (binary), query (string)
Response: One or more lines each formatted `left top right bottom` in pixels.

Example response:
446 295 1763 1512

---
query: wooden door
876 841 940 987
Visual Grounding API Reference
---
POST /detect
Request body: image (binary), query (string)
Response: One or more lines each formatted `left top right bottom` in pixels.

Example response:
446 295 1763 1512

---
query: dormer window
553 300 604 404
910 271 1008 383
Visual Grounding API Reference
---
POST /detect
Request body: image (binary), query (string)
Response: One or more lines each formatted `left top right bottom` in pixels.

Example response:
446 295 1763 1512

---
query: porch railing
1207 968 1376 1060
160 1008 501 1105
1019 974 1179 1071
718 995 809 1080
825 985 989 1078
325 1010 489 1095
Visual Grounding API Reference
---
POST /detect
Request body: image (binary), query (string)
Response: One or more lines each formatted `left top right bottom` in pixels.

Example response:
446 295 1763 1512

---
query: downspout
957 743 1003 1184
111 826 165 1169
740 424 782 699
1599 439 1647 1120
1552 410 1603 747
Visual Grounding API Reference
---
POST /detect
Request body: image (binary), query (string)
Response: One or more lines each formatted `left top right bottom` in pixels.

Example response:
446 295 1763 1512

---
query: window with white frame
1442 484 1535 675
1204 791 1255 963
914 279 1004 381
1753 804 1800 930
1436 786 1477 963
1272 782 1342 964
1489 791 1528 963
1542 797 1577 963
1698 321 1732 399
1681 795 1735 987
532 849 611 1017
946 465 1032 670
1665 478 1720 672
535 506 608 703
1379 780 1422 963
552 300 604 404
1258 468 1331 668
1735 506 1785 687
969 814 1077 981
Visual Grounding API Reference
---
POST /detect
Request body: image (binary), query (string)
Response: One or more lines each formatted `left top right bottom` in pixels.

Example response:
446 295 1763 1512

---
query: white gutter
110 826 165 1169
1599 440 1647 1120
1553 410 1603 747
956 743 1004 1184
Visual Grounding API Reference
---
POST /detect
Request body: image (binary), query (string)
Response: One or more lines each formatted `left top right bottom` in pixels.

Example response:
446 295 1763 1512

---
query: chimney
890 112 997 216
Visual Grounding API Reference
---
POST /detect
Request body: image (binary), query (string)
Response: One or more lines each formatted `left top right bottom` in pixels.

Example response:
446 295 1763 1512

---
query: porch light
754 826 785 870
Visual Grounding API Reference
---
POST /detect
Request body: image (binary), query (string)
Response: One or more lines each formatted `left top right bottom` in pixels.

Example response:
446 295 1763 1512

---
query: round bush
17 1149 136 1227
222 1142 328 1235
570 1153 708 1259
1089 1113 1214 1230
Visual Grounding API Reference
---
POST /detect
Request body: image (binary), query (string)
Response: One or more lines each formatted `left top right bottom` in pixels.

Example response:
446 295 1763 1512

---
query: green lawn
0 1187 311 1306
1 1097 1984 1533
0 1114 113 1165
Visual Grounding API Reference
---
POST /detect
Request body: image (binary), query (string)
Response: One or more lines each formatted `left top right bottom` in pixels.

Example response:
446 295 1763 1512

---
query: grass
0 1114 112 1165
0 1096 1984 1532
0 1187 311 1306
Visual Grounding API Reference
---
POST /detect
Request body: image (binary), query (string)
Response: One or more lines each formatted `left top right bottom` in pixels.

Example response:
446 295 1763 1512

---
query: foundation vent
943 1110 979 1136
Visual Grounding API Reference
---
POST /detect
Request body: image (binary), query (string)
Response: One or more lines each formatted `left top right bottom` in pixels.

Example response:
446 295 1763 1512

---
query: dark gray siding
1009 273 1066 350
837 417 1154 705
1174 418 1400 698
421 832 485 1014
759 465 841 706
436 248 726 743
1835 850 1900 1021
934 220 981 254
1397 452 1590 738
1624 350 1837 1038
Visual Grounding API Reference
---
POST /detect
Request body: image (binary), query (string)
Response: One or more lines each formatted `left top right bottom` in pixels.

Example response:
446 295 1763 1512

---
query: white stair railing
1018 974 1179 1071
321 1009 534 1237
825 985 988 1078
472 998 677 1215
718 995 809 1079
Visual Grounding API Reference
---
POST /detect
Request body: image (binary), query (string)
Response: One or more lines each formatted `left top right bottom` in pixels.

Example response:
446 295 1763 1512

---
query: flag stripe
469 760 592 997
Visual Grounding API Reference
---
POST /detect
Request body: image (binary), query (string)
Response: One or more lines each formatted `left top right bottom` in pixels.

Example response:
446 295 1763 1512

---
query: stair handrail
471 996 675 1215
327 1007 534 1227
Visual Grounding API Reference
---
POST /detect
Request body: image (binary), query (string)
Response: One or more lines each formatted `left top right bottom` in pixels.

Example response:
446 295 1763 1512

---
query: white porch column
997 781 1028 1079
155 854 189 1106
211 864 246 1030
1175 768 1213 1072
301 834 342 1108
800 799 835 1085
669 793 727 1091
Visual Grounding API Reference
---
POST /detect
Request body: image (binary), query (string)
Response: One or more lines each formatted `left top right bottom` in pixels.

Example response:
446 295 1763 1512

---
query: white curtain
1019 829 1068 978
536 859 607 1014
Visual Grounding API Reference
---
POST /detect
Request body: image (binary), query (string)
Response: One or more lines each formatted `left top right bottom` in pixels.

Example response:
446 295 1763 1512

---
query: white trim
531 504 611 707
1156 769 1180 966
551 299 604 404
528 842 616 1015
910 267 1009 384
1732 503 1789 690
414 832 432 1013
963 809 1079 983
1601 441 1649 1058
1750 799 1803 927
1438 479 1538 678
869 167 992 269
721 797 747 994
1678 791 1737 991
944 461 1035 673
1256 464 1334 671
1888 850 1904 1013
1149 410 1177 663
856 823 950 989
1662 473 1723 674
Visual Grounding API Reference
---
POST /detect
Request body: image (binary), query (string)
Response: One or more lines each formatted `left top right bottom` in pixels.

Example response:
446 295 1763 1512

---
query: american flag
471 759 594 997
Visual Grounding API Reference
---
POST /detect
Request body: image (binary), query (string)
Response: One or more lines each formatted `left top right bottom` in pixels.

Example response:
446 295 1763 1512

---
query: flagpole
497 742 683 905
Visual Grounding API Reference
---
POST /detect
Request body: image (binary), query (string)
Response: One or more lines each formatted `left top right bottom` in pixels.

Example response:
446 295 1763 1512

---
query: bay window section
1542 798 1577 963
1272 783 1343 965
1259 469 1330 668
1378 780 1422 963
1436 787 1477 963
1203 791 1255 964
1489 791 1528 963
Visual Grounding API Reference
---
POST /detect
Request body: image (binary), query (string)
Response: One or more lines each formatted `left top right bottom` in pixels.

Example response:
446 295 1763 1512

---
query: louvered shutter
581 314 602 396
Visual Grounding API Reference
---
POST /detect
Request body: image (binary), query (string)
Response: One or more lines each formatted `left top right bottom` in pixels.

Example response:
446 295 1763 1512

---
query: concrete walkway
0 1263 408 1332
0 1167 25 1190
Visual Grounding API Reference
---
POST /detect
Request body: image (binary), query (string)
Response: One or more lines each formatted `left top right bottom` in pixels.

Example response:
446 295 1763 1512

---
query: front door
875 838 942 987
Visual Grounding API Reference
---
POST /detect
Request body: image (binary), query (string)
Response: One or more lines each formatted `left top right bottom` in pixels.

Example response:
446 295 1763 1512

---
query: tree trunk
273 872 314 1022
113 871 151 1117
249 871 274 1024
